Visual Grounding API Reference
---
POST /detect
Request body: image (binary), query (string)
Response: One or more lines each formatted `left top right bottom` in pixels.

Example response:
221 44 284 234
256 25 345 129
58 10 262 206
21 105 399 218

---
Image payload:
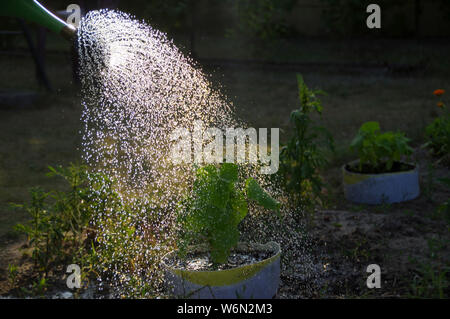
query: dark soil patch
346 161 415 174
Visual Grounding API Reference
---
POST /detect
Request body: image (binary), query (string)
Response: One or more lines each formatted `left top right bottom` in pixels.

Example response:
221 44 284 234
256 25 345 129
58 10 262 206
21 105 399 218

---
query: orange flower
437 101 444 108
433 89 445 96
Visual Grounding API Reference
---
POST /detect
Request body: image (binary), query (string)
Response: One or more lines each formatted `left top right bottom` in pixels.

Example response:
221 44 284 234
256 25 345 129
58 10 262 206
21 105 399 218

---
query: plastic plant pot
343 160 420 205
162 241 281 299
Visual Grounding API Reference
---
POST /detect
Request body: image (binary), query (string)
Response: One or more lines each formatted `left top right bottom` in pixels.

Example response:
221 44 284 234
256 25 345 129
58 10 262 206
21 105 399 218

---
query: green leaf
360 121 380 134
231 190 248 224
350 134 363 150
219 162 238 184
245 178 280 212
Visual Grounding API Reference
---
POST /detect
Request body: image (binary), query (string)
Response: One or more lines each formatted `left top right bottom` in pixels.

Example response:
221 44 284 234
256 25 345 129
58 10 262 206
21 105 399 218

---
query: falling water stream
77 10 318 298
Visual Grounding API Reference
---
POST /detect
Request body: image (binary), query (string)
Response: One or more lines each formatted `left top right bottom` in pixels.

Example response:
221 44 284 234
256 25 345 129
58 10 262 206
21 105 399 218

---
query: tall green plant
280 74 334 206
177 163 280 264
424 90 450 162
426 118 450 158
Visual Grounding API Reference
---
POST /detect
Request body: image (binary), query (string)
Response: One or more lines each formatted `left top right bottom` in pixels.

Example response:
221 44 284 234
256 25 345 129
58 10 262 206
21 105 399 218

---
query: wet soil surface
166 251 273 271
346 161 415 174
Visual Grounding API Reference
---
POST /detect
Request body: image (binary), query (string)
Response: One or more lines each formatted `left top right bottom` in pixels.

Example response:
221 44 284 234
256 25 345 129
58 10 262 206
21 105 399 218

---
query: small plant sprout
7 264 18 286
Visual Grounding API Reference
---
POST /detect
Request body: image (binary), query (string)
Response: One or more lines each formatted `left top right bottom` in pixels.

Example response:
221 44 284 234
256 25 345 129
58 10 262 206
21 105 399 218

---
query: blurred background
1 0 450 236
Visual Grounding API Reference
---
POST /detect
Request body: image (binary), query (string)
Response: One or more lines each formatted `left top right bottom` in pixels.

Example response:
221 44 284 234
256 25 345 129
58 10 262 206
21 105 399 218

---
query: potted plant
343 121 419 204
162 163 281 299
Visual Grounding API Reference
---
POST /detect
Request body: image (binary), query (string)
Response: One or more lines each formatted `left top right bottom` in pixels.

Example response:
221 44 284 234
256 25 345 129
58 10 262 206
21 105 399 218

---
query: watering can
1 0 77 41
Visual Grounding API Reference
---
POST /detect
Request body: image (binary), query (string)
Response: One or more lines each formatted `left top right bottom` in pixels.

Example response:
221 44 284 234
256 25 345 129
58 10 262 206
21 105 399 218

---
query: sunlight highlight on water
78 9 317 298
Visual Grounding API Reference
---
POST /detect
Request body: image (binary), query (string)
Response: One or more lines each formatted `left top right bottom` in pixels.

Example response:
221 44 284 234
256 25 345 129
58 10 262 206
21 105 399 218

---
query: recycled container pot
343 160 420 205
162 241 281 299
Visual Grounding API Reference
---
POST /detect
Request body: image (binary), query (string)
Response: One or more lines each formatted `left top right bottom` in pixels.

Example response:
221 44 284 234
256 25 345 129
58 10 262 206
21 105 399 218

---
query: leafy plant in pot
163 163 281 299
343 121 419 204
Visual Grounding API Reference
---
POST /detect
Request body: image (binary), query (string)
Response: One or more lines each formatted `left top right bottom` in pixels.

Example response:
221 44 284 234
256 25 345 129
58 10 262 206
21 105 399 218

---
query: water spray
1 0 77 41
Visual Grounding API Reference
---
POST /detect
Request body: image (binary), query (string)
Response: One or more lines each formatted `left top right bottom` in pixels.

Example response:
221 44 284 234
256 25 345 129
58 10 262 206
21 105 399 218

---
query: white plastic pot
343 160 420 204
162 241 281 299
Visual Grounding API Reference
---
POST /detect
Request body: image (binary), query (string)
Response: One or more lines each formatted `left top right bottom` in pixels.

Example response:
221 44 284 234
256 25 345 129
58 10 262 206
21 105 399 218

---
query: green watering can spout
1 0 77 41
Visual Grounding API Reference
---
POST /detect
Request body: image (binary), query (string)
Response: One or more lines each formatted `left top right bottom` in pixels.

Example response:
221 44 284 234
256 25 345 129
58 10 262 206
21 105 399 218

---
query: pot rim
161 241 281 273
342 159 419 177
162 241 281 287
